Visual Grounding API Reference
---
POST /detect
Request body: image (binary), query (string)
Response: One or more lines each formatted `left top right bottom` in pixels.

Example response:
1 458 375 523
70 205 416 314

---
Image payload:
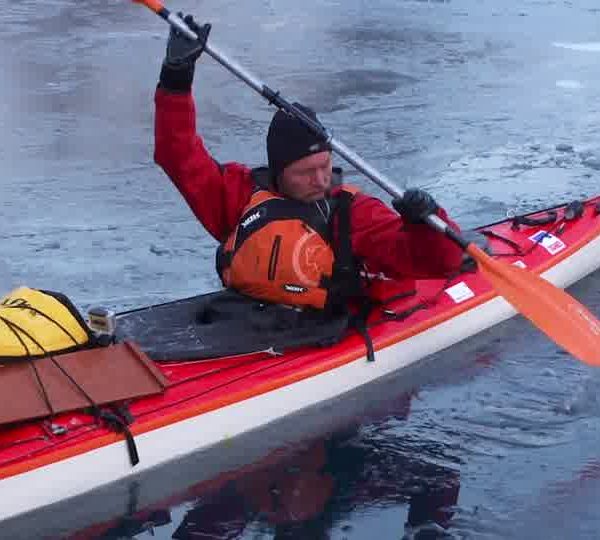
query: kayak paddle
132 0 600 367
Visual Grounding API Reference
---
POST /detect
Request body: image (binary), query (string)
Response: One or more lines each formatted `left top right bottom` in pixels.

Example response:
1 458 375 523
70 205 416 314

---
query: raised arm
154 89 253 242
153 15 253 242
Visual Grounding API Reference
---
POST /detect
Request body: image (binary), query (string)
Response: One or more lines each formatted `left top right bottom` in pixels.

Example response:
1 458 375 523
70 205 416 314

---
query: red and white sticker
529 231 566 255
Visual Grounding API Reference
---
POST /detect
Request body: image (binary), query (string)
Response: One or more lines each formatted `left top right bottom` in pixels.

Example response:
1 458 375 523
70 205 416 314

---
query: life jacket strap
326 189 369 310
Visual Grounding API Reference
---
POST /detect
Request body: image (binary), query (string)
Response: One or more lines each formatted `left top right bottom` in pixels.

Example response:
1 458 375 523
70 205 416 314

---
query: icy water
2 0 600 538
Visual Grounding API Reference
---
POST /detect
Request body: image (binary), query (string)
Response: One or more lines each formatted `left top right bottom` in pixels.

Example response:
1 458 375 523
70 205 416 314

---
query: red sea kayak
2 195 600 521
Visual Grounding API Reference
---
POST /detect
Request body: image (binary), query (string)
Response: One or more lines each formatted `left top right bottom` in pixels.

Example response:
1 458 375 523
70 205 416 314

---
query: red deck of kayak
1 197 599 480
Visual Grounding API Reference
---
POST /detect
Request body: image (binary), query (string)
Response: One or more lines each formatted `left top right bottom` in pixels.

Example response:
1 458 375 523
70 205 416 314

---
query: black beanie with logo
267 103 332 183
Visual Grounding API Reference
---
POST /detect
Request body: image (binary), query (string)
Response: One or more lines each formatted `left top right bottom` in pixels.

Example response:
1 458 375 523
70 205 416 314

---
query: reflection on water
170 437 458 540
67 393 460 540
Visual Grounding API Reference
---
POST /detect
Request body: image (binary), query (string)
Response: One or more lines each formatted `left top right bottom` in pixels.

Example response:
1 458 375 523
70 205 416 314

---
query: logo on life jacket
240 208 265 229
283 284 308 294
292 230 331 288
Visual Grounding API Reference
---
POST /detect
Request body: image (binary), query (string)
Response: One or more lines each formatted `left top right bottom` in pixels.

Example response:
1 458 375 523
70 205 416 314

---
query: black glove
392 188 439 224
159 14 211 93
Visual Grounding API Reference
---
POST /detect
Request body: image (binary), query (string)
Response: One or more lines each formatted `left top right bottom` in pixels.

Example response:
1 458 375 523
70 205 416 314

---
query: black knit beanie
267 103 331 183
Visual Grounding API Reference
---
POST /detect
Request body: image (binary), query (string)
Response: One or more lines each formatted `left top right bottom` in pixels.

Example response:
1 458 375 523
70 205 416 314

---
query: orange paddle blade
132 0 163 14
467 244 600 367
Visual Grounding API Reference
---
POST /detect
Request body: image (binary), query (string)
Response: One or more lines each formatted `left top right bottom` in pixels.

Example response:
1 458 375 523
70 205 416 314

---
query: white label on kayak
513 260 527 268
529 231 566 255
445 282 475 303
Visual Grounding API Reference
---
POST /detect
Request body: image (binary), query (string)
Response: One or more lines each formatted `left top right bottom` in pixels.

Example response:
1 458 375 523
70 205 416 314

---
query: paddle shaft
143 3 452 237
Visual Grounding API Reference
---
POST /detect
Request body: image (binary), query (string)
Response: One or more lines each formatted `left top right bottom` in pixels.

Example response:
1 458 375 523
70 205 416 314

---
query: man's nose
312 169 327 187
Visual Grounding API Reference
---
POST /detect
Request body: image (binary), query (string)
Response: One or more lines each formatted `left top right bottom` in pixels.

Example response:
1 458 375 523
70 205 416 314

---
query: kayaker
153 16 464 313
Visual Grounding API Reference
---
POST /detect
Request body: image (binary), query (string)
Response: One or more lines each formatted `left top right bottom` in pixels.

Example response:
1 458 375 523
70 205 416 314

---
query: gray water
2 0 600 538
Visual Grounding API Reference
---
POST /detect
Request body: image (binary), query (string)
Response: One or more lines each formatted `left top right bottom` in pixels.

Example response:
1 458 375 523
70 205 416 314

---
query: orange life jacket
217 181 360 310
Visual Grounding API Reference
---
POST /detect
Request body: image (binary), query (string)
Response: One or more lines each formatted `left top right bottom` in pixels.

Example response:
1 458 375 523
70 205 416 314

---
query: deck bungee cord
480 198 599 258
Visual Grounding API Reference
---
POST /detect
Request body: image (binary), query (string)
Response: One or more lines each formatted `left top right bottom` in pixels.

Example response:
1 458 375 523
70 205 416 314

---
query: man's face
278 151 333 203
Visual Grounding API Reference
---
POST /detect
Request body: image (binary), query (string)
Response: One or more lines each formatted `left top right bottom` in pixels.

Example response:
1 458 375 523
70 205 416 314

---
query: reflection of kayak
2 196 600 521
66 416 459 540
54 393 453 540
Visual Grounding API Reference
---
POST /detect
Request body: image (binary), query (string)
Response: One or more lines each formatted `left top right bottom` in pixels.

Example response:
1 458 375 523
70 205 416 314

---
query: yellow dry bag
0 287 93 360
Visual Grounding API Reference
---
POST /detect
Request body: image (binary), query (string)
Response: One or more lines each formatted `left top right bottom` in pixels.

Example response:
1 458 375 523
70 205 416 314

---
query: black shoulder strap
327 190 365 306
333 190 355 284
